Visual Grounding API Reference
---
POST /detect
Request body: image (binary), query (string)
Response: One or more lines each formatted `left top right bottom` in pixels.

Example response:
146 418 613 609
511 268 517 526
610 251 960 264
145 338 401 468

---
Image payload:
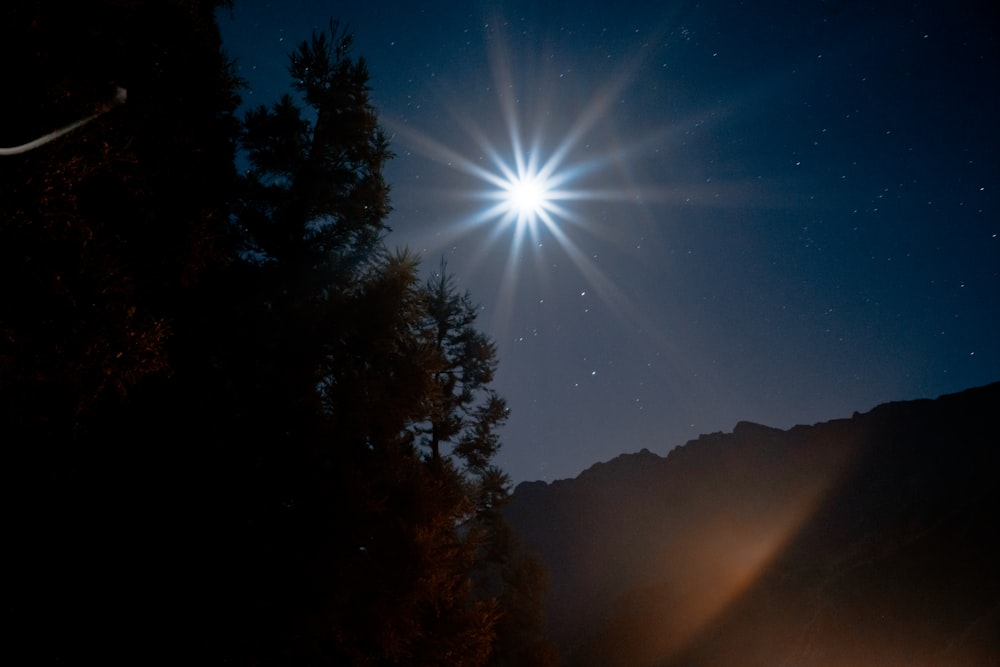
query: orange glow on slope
619 437 856 666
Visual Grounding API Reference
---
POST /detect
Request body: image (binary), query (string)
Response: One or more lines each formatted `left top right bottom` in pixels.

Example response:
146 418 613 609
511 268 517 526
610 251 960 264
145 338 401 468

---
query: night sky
219 0 999 484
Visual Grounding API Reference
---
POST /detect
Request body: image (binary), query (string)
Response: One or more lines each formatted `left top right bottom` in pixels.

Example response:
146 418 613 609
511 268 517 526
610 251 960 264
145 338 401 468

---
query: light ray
0 87 126 156
382 32 661 341
382 12 776 350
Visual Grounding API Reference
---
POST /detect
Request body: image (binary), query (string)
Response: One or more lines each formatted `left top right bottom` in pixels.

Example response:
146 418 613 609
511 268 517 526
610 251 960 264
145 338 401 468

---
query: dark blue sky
220 0 998 483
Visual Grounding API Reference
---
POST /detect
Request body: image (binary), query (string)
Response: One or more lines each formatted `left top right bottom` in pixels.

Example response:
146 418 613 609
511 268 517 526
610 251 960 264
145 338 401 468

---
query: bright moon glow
505 173 549 219
487 154 572 235
384 22 680 338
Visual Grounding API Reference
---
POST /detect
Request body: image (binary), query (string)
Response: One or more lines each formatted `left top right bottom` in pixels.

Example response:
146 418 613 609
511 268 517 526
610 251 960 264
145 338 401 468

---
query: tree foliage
2 7 555 665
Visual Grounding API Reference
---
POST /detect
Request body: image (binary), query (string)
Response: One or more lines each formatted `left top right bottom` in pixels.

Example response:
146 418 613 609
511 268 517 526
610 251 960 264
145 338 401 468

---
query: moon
501 169 554 224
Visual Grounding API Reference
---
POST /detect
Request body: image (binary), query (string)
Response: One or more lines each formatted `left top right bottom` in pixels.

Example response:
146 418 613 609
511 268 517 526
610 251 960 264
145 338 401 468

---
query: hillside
507 383 1000 666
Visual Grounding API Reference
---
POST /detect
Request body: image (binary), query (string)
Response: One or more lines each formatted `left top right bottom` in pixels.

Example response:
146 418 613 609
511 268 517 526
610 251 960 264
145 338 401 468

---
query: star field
220 0 998 483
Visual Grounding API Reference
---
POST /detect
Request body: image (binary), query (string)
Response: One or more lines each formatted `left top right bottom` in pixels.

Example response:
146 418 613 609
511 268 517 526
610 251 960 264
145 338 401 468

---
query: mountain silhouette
507 382 1000 666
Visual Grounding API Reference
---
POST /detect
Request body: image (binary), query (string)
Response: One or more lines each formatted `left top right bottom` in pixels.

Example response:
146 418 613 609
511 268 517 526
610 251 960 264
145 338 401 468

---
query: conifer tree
1 8 556 662
421 263 506 468
222 20 558 661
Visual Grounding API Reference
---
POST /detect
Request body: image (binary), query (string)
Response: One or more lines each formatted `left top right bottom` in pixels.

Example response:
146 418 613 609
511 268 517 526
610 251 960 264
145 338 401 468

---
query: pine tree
217 20 558 666
210 22 495 664
220 20 394 460
237 20 390 283
420 262 506 468
1 8 556 662
408 263 560 667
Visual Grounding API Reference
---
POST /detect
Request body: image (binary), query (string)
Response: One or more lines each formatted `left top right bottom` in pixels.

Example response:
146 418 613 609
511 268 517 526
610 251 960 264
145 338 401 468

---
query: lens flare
384 15 763 350
383 28 651 339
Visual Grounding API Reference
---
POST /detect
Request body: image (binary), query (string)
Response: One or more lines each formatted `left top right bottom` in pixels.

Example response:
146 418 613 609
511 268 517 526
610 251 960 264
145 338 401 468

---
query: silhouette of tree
411 262 559 667
220 22 556 652
1 8 555 663
420 263 505 468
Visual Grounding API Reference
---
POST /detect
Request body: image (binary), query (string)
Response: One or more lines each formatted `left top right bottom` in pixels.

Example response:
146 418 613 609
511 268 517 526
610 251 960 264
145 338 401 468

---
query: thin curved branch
0 87 127 156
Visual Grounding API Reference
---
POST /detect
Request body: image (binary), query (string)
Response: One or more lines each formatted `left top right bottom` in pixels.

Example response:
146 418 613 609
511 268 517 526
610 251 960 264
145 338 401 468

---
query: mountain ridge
507 382 1000 666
